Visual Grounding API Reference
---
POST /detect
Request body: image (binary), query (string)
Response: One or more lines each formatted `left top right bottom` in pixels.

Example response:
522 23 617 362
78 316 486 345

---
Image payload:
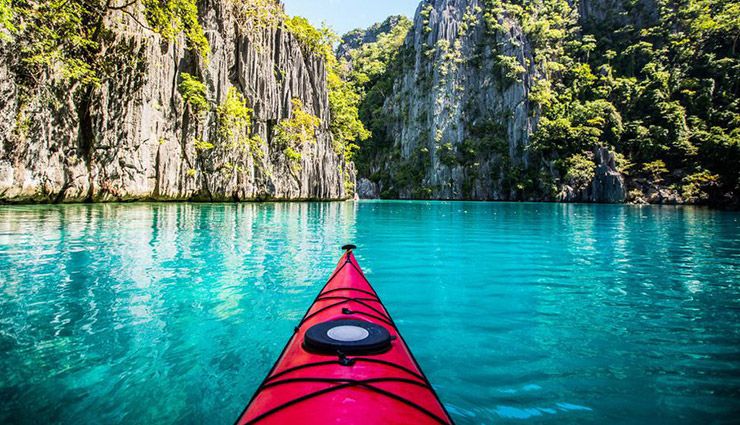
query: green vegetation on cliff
1 0 367 177
1 0 211 91
3 0 736 205
275 13 370 165
336 16 414 184
520 0 739 205
142 0 209 58
344 0 738 206
179 72 209 113
275 98 321 172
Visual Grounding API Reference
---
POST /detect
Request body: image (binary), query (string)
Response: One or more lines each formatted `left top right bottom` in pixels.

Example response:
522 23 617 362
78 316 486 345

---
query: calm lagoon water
0 201 739 424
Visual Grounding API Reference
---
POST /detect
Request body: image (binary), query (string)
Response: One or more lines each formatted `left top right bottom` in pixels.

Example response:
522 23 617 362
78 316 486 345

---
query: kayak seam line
314 296 393 324
260 376 428 390
297 299 394 328
319 287 379 298
264 357 426 384
316 295 379 302
243 378 451 425
343 310 395 327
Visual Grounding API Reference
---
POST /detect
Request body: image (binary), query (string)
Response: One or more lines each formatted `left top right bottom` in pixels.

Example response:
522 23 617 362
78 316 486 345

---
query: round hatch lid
304 319 392 355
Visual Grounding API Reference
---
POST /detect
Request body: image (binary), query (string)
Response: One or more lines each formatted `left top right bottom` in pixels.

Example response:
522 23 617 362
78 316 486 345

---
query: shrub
142 0 210 58
193 138 214 151
275 98 321 146
642 160 668 180
179 73 209 113
563 152 596 190
284 16 333 60
682 171 719 203
614 152 633 175
284 146 302 173
216 87 252 144
233 0 285 30
496 55 526 84
437 143 457 167
0 0 15 41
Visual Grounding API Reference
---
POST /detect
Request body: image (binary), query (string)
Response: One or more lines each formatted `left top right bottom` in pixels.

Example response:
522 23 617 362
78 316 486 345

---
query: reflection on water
0 201 739 424
0 203 357 424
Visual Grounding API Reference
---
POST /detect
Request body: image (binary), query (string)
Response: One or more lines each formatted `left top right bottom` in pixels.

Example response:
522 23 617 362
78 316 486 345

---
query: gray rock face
380 0 541 200
0 0 350 203
628 178 683 205
558 147 626 203
356 178 380 199
374 0 628 203
590 147 626 203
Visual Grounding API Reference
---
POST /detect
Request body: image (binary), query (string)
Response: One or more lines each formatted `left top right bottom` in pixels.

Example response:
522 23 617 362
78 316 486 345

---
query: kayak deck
236 248 453 425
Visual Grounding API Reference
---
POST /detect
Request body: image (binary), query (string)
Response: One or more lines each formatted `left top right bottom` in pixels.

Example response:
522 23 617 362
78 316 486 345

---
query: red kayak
236 245 453 424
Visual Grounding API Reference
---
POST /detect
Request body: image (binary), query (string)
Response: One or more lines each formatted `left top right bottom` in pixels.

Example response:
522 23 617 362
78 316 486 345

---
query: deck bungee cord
235 245 454 425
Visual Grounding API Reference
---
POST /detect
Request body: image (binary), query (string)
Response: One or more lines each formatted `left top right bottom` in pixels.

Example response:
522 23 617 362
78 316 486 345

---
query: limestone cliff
384 0 542 200
351 0 628 202
0 0 351 203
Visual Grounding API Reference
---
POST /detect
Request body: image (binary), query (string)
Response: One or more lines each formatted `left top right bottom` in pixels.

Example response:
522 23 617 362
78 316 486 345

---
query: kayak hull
236 250 452 425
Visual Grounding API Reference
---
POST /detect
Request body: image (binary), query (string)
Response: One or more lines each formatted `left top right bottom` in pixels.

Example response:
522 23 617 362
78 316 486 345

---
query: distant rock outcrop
337 16 409 62
558 147 626 203
356 178 380 199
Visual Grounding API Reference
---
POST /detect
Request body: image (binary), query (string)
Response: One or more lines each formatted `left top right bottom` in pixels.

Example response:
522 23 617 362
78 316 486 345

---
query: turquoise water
1 202 739 424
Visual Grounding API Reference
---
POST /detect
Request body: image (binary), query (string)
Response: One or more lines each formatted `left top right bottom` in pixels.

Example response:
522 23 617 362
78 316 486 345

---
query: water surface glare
1 201 739 424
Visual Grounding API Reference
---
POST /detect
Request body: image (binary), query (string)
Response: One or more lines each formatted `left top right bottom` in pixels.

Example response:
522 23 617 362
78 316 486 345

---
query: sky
282 0 419 36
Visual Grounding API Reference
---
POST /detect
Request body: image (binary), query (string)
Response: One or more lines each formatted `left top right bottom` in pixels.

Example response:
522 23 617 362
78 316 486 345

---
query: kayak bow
236 245 453 425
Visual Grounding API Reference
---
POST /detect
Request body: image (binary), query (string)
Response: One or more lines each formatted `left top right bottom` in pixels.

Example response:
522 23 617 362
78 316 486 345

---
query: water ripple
0 202 738 424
